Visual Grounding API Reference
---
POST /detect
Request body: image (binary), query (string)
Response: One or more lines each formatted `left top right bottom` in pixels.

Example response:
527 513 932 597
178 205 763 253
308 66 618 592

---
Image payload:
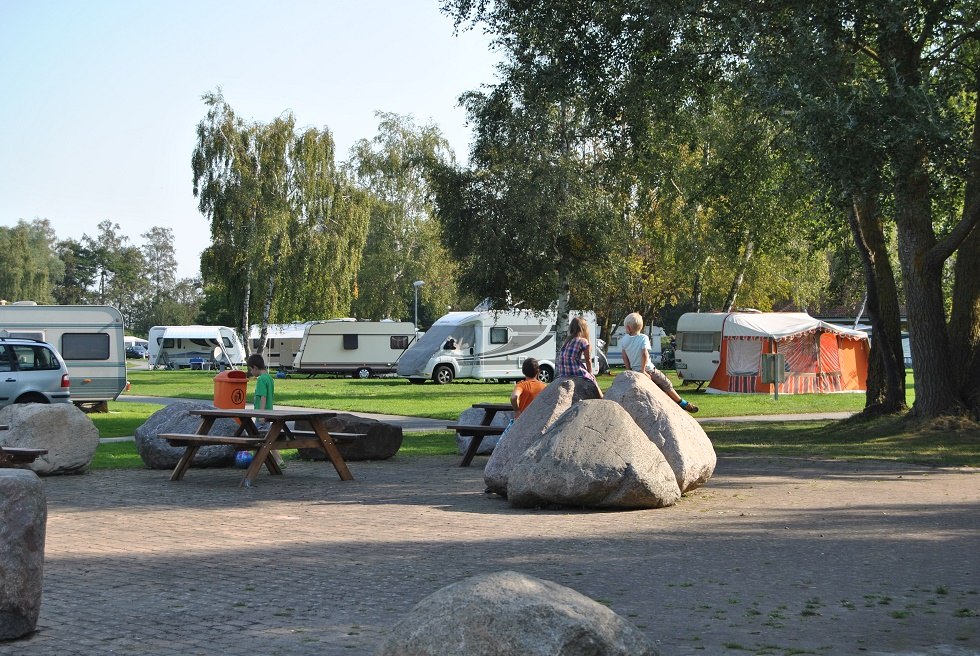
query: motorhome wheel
537 365 554 383
433 365 454 384
356 367 372 379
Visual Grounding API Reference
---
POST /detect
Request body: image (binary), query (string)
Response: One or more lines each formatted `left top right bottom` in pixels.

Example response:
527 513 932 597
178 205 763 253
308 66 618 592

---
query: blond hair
566 316 590 342
624 312 644 333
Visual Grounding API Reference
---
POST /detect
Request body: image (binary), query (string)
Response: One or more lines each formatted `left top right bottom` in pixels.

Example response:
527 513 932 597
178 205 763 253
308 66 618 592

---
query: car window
0 346 11 372
10 344 61 371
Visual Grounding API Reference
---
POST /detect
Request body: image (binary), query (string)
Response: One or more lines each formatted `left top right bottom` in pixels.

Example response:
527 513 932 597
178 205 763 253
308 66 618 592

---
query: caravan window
678 331 720 352
61 333 110 360
343 334 358 350
162 338 174 348
390 335 409 350
222 337 234 348
489 327 509 344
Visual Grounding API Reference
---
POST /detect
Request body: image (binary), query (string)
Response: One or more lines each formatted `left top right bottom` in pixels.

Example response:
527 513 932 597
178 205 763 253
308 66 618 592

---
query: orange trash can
213 369 248 409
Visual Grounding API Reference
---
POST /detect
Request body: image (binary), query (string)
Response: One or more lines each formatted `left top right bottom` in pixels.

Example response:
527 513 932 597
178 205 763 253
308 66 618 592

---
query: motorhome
673 312 728 384
397 309 598 384
604 324 665 367
148 325 246 369
291 320 419 378
0 302 127 407
249 322 315 369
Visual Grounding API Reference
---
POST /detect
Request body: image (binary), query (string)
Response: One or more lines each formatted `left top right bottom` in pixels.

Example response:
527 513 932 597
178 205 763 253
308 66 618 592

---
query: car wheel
537 365 554 383
14 393 49 405
356 367 372 379
433 365 454 384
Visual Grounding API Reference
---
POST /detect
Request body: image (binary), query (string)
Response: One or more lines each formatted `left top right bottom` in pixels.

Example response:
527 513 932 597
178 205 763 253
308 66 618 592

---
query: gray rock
484 377 601 495
454 406 512 455
134 401 238 470
0 404 99 475
295 413 403 461
605 371 716 492
0 469 46 641
508 400 681 509
375 570 658 656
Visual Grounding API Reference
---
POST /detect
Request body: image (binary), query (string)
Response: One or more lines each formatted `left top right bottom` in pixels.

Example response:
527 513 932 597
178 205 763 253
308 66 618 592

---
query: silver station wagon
0 337 72 408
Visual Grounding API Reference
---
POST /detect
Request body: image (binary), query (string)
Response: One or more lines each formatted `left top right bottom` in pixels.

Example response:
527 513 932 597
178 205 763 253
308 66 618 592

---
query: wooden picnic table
447 402 513 467
160 408 360 487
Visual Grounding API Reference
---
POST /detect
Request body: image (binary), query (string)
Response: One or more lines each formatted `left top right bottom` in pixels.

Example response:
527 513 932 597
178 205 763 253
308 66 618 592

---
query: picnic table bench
0 446 49 467
448 402 513 467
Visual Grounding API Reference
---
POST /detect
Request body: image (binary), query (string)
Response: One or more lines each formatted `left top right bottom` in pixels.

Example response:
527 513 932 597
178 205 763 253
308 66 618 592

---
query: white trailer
396 309 599 385
673 312 728 384
604 324 665 367
148 325 246 369
0 302 127 407
249 322 315 370
291 320 419 378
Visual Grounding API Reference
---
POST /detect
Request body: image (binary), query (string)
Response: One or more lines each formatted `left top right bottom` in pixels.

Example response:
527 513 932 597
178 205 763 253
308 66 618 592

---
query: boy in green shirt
247 353 282 466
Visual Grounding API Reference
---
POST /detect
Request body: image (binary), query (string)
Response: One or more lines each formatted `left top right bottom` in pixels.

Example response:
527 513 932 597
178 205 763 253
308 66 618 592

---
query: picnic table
447 402 512 467
160 408 362 487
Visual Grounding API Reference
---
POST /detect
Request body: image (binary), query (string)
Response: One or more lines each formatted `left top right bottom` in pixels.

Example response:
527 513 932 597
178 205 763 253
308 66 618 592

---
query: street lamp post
413 280 425 330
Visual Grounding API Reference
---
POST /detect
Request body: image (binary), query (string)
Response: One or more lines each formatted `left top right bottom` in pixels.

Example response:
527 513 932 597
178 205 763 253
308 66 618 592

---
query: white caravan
397 309 599 384
291 320 419 378
673 312 729 384
0 302 127 407
249 322 315 370
604 323 665 367
148 325 246 369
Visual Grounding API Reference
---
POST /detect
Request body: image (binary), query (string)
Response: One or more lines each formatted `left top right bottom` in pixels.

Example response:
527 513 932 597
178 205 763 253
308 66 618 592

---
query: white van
604 324 665 367
0 302 127 407
673 312 727 384
291 320 419 378
148 325 246 369
397 309 598 384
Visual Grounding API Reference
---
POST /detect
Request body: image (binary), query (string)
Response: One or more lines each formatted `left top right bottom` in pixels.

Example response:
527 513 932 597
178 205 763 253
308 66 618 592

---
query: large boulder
507 400 681 509
454 406 512 456
0 469 46 641
605 371 716 493
296 413 403 461
375 570 658 656
134 401 238 470
0 404 99 475
484 377 601 495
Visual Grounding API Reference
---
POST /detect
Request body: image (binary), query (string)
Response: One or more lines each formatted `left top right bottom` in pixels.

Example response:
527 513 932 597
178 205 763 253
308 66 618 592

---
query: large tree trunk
948 87 980 420
847 193 906 414
554 258 572 354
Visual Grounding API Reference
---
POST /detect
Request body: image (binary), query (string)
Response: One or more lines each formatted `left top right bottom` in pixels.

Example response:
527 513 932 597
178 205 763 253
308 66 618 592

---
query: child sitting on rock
619 312 698 413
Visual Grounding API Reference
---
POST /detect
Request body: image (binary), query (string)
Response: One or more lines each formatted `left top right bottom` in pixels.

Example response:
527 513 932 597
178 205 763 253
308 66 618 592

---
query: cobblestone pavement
6 455 979 655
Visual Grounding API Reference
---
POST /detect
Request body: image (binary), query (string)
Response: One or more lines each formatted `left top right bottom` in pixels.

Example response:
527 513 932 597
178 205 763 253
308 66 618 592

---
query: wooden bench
285 430 367 445
0 446 49 467
446 424 507 467
162 434 265 448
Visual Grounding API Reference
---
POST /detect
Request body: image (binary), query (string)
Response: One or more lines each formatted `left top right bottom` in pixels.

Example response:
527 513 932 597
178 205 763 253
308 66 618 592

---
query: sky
0 0 500 279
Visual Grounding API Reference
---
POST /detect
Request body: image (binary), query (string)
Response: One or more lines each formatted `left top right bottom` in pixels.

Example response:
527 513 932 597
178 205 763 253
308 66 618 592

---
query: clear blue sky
0 0 499 278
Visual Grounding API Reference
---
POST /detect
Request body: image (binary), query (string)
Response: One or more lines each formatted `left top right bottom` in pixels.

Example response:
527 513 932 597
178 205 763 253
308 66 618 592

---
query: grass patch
89 402 165 438
705 414 980 467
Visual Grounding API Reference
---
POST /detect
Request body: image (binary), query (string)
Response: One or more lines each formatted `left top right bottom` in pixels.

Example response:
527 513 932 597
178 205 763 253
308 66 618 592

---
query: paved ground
8 453 979 655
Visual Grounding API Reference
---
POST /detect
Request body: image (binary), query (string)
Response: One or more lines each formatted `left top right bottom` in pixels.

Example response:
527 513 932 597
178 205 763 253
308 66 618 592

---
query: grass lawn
89 367 973 470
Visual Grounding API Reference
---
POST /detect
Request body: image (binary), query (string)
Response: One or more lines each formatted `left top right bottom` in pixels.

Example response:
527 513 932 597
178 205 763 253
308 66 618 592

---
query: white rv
249 322 315 369
148 325 246 369
291 320 419 378
397 309 598 384
0 302 127 407
604 324 665 367
673 312 728 384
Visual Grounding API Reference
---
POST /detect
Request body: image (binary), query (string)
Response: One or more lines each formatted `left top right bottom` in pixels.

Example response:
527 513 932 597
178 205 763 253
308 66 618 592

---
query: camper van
291 320 419 378
397 310 598 385
249 322 315 370
148 325 246 369
604 324 665 367
0 302 127 407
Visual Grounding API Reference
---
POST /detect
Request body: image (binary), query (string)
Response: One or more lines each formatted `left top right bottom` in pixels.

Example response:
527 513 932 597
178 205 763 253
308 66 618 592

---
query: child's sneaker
679 399 699 413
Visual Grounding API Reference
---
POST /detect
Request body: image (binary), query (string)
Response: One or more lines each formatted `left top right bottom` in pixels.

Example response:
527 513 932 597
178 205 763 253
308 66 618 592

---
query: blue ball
235 450 254 468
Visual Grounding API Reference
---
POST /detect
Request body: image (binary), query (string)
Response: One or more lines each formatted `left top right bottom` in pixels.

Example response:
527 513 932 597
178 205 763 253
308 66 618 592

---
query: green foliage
0 219 64 304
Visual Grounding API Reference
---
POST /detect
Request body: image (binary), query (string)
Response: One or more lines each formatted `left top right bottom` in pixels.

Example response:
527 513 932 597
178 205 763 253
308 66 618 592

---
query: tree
0 219 63 303
348 113 461 324
52 238 96 305
192 90 371 351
